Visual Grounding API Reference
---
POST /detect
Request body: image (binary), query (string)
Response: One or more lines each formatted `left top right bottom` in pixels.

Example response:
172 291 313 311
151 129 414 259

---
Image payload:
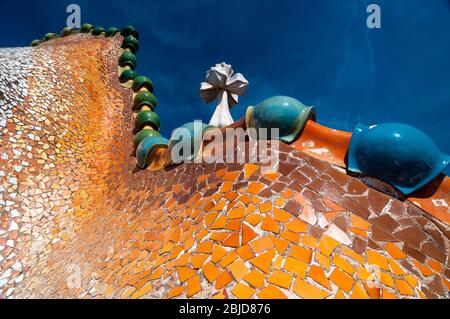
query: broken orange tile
251 196 262 204
411 260 434 277
246 213 264 226
177 267 195 283
293 278 331 299
329 268 355 294
404 274 418 290
243 269 266 289
387 258 406 276
228 259 249 281
211 215 227 229
309 265 331 290
283 256 308 278
232 283 256 299
273 208 292 223
289 245 312 263
261 216 280 233
356 267 372 281
341 246 364 264
223 171 240 181
379 272 395 288
381 289 398 299
228 207 246 219
259 202 272 213
197 241 213 254
205 212 219 227
238 194 252 205
242 223 258 245
257 285 287 299
247 181 265 195
280 188 294 199
350 214 371 231
219 250 238 268
202 262 221 283
215 271 233 290
211 245 227 263
394 278 415 296
349 227 368 238
250 249 276 274
351 283 370 299
209 231 229 242
244 163 259 179
268 270 294 289
335 290 346 299
285 219 308 233
300 234 318 249
190 254 209 269
362 282 381 299
273 255 283 270
236 244 255 261
131 282 152 299
315 252 331 270
317 235 340 256
367 249 390 271
427 259 443 273
332 255 355 276
269 235 290 255
224 191 239 202
226 219 242 231
223 232 240 247
187 275 201 297
250 236 274 252
280 230 300 243
220 181 233 193
167 286 185 299
274 198 286 208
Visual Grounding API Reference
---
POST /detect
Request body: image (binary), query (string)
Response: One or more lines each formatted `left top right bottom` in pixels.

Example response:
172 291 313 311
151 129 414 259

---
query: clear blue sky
0 0 449 173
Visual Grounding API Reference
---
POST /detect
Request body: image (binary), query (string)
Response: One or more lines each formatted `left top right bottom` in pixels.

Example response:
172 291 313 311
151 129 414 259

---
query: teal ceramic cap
121 25 139 39
168 122 214 162
136 136 169 169
119 51 137 69
92 26 106 36
132 76 154 93
348 123 450 195
133 129 161 151
133 91 157 110
106 27 120 37
246 96 315 143
122 35 139 53
119 69 137 83
134 110 161 133
80 23 93 33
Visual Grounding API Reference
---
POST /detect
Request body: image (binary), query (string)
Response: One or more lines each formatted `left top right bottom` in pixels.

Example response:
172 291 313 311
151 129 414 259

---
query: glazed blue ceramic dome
245 96 316 143
168 122 213 162
348 123 449 195
136 136 169 169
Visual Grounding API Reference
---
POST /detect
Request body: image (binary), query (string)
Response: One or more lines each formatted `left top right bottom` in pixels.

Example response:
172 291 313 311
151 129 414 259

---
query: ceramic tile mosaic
0 33 449 299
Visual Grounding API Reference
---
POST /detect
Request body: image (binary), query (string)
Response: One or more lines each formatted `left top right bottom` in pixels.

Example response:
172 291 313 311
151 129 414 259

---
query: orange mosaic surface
0 34 449 299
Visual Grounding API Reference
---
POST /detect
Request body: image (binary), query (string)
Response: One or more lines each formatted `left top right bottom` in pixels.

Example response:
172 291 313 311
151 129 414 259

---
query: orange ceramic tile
228 207 246 219
394 278 415 296
273 208 292 223
223 171 241 181
224 191 239 202
187 275 201 298
197 241 214 254
228 259 249 281
242 223 258 245
252 196 262 205
222 232 240 248
250 236 274 252
232 283 256 299
427 259 443 273
273 255 284 270
332 255 355 276
220 181 233 193
280 189 294 199
366 249 390 271
293 278 331 299
315 253 331 270
216 168 228 177
329 268 355 294
169 245 184 260
211 215 227 229
356 267 372 281
387 258 406 276
190 254 209 269
379 272 395 288
268 270 294 289
236 244 255 262
167 286 185 299
238 194 252 205
341 246 364 264
289 245 312 263
285 219 308 233
350 214 371 231
335 290 346 299
300 234 318 249
259 202 273 213
247 182 265 195
280 230 300 243
381 289 398 299
177 267 195 283
211 200 227 211
349 227 368 238
274 198 286 208
202 262 221 283
209 231 230 242
131 282 153 299
175 253 192 268
317 235 340 257
215 271 233 290
257 285 288 299
269 235 290 255
226 219 242 231
283 256 308 278
250 249 276 274
244 163 259 179
351 283 370 299
384 242 407 260
261 216 280 233
243 269 266 289
205 212 220 228
308 265 331 290
411 260 434 277
219 251 238 268
211 245 227 263
263 171 281 181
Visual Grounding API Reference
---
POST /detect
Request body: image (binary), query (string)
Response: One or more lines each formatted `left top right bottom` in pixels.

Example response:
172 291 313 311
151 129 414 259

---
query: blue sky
1 0 449 173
